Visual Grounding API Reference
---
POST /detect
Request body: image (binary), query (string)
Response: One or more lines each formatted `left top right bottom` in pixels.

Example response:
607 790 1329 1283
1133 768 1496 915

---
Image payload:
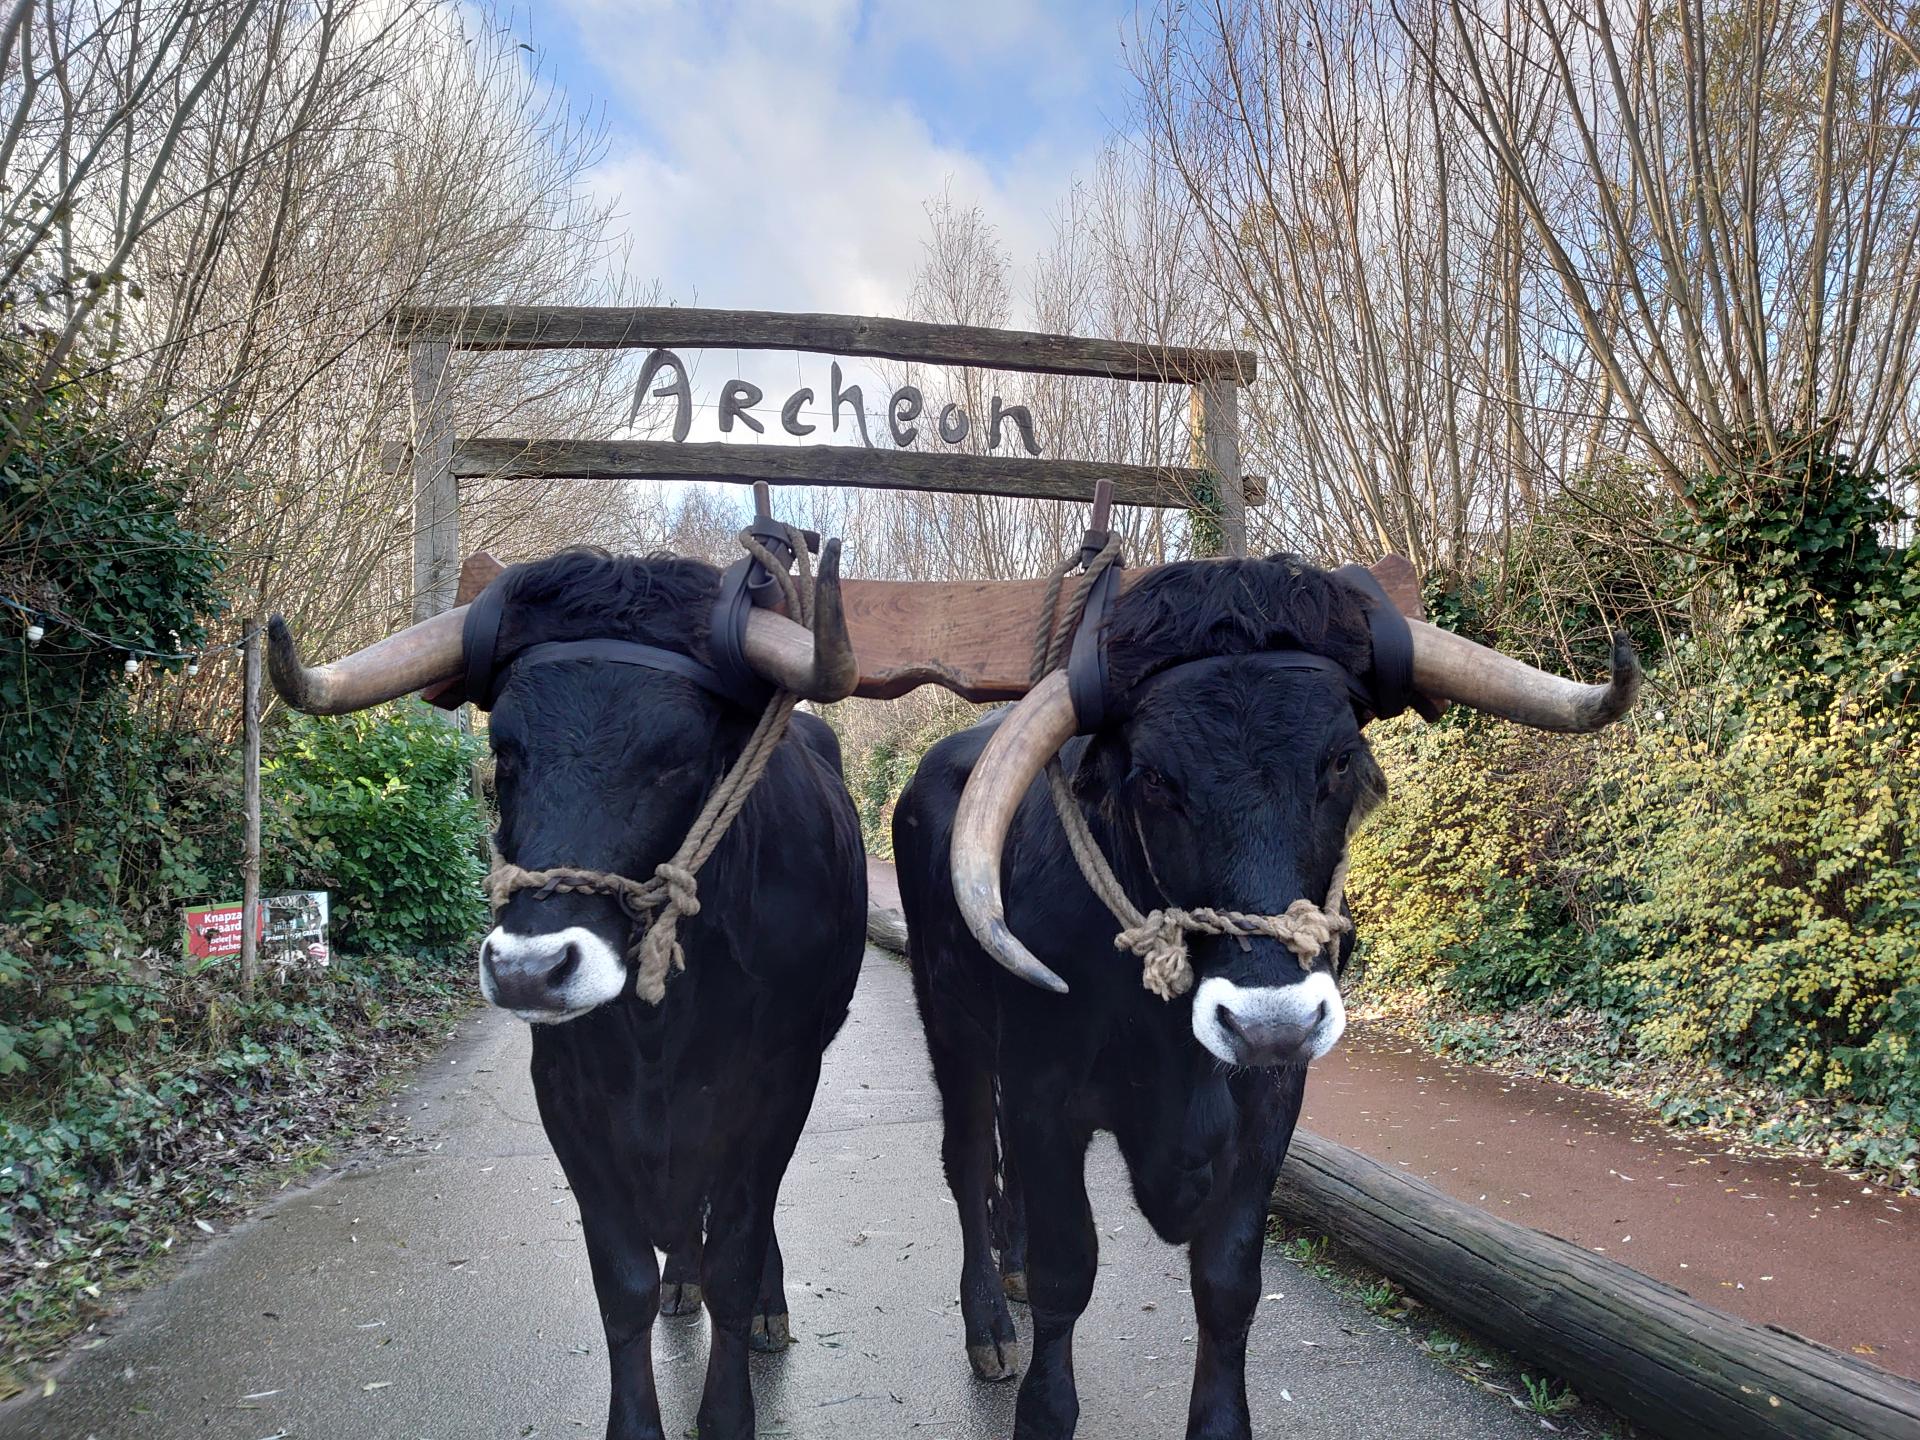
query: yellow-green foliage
1351 691 1920 1115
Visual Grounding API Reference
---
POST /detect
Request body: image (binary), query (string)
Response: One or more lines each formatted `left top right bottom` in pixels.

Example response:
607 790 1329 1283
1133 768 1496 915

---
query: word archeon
630 348 1043 456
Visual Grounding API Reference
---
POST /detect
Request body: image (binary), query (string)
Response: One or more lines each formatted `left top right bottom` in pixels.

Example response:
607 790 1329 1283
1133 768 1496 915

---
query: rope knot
1113 908 1197 1000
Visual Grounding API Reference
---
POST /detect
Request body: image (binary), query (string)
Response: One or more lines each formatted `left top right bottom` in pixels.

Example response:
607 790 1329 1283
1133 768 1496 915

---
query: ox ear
420 551 508 708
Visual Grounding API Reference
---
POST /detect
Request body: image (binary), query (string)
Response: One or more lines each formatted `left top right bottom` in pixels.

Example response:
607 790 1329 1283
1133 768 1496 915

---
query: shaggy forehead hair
495 548 723 661
1102 555 1373 699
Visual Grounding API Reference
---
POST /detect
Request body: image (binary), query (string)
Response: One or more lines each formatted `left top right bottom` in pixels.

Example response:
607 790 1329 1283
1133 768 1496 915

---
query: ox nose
474 922 636 1023
1213 1002 1322 1067
480 934 582 1005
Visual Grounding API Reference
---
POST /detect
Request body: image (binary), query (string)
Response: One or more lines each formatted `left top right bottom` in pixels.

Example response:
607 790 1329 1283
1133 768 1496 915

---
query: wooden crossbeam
391 305 1257 384
384 437 1266 511
438 553 1420 705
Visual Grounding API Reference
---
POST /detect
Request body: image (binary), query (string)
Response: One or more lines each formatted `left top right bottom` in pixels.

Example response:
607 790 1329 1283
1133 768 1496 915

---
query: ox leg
992 1098 1029 1304
750 1228 791 1352
578 1216 666 1440
926 1032 1019 1380
1185 1074 1304 1440
695 1064 815 1440
660 1230 704 1316
1004 1098 1095 1440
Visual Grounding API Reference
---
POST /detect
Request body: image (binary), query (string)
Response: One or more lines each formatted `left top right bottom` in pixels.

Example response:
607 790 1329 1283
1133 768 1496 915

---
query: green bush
1350 685 1920 1118
1 378 226 911
265 706 489 958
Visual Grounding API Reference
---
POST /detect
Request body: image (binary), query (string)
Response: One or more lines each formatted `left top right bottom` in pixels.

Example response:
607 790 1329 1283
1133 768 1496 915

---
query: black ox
894 556 1636 1439
267 547 867 1440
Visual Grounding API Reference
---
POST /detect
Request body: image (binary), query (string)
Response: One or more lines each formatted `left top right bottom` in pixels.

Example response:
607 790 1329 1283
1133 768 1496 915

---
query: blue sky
534 0 1143 320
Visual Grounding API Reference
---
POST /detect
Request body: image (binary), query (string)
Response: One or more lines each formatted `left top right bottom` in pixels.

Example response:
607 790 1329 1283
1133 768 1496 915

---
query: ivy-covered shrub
1349 688 1920 1118
266 707 490 958
1 379 226 911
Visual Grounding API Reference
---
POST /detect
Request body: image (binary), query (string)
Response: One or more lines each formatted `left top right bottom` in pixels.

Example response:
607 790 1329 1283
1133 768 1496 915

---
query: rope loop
486 522 815 1005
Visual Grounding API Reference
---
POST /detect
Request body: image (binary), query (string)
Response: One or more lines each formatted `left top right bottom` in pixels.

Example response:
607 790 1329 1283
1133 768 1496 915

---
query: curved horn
1410 621 1639 732
739 537 858 702
267 606 467 715
949 669 1077 993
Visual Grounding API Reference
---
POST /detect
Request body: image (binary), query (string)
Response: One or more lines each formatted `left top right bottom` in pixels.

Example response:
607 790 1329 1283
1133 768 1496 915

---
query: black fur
1102 554 1372 703
484 552 865 1440
896 555 1383 1440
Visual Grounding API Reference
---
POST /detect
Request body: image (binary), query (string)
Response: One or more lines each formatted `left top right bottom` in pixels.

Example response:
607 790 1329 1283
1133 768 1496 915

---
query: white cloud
549 0 1114 320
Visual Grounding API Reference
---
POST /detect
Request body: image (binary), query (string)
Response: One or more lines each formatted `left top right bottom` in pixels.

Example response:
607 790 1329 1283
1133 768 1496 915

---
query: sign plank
391 305 1257 384
410 437 1266 511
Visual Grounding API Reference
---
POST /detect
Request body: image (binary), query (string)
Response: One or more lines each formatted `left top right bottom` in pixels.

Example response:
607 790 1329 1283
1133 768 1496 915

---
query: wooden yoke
433 550 1424 706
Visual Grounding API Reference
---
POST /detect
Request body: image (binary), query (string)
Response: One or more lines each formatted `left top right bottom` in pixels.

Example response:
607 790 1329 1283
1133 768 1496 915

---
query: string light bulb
186 660 200 676
124 657 140 676
25 623 44 644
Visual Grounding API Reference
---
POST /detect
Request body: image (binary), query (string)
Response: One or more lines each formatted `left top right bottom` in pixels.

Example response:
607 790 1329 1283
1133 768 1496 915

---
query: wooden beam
1271 1130 1920 1440
391 305 1256 384
239 622 261 1000
427 552 1421 705
421 437 1266 511
1191 380 1247 558
409 342 459 624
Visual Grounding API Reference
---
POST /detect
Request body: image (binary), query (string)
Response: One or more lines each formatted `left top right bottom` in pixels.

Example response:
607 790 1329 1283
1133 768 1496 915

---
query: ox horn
739 536 858 702
1409 621 1639 733
951 615 1640 991
948 669 1078 993
267 607 467 715
269 539 857 716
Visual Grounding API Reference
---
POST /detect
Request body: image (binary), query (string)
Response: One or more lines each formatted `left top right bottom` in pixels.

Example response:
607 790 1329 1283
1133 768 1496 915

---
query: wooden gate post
239 621 261 998
410 341 459 623
1190 380 1247 558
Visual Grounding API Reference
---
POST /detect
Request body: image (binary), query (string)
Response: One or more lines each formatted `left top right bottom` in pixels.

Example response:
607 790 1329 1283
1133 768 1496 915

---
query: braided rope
1029 539 1351 1000
487 525 814 1004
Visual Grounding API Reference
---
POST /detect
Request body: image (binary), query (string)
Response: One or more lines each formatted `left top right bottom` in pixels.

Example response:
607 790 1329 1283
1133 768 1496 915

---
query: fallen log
1270 1129 1920 1440
866 899 908 954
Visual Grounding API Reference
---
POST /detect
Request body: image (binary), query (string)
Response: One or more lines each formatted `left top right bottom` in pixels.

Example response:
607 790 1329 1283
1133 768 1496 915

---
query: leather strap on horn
451 563 769 714
1332 562 1435 721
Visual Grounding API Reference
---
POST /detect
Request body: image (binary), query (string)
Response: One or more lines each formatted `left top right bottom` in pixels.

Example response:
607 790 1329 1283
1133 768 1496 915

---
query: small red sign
182 901 260 960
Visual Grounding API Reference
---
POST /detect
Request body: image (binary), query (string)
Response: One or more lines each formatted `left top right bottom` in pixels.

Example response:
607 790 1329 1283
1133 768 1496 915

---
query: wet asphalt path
1 951 1545 1440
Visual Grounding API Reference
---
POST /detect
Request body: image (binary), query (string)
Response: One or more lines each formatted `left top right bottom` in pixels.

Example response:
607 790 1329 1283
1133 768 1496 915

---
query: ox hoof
967 1338 1021 1383
749 1310 792 1352
660 1281 704 1317
1000 1269 1028 1304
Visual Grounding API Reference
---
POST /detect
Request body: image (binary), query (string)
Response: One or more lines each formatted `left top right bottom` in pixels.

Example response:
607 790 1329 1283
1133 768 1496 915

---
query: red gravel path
1305 1025 1920 1380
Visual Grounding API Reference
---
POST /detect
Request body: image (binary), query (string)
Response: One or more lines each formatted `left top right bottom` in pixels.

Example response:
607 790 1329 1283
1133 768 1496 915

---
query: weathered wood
409 342 459 625
1192 380 1247 558
1271 1129 1920 1440
867 900 909 954
424 552 1419 705
239 622 261 999
388 437 1266 512
392 304 1257 384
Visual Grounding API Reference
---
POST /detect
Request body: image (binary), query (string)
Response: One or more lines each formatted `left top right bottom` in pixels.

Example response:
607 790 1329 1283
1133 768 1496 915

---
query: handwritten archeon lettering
629 348 1043 456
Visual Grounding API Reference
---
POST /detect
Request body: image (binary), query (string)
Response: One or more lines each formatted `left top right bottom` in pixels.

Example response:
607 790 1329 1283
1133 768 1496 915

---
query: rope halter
486 524 814 1005
1030 539 1354 1001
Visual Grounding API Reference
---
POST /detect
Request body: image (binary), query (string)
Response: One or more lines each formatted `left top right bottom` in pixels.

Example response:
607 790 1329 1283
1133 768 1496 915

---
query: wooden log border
393 437 1265 512
1271 1130 1920 1440
392 304 1256 385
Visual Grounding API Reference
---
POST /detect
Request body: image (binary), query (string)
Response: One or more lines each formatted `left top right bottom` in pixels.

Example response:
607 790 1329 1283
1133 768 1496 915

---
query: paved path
1308 1027 1920 1379
2 952 1543 1440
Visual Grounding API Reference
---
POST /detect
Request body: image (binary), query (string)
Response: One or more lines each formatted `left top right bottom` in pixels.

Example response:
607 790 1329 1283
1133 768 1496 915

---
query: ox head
950 557 1638 1069
263 544 856 1024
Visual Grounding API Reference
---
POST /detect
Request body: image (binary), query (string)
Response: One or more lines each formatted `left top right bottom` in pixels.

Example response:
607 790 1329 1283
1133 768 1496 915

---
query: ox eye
1331 750 1353 776
1135 767 1174 800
